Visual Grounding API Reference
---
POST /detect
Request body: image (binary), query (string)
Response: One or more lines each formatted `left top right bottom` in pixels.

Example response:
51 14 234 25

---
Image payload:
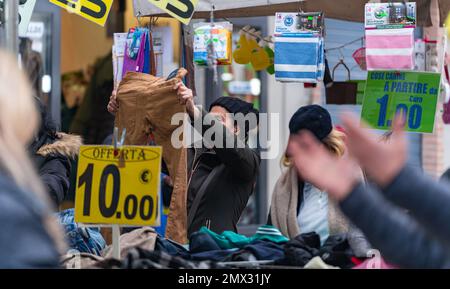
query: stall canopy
133 0 450 27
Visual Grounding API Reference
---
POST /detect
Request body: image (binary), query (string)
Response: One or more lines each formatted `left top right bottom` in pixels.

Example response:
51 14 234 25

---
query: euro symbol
140 169 151 184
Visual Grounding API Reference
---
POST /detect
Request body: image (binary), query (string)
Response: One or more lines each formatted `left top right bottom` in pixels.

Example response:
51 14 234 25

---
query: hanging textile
364 2 416 70
365 28 415 70
273 12 325 83
114 69 189 244
274 34 325 83
122 27 154 76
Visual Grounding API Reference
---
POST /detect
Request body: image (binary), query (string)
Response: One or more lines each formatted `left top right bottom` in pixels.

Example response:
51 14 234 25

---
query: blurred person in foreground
0 51 65 268
289 113 450 268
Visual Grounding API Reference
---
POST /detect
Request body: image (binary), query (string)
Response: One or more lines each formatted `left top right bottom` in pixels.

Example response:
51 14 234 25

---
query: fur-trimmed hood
36 133 83 159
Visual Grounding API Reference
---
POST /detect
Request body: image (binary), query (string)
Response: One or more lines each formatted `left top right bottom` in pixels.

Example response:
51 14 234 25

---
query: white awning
133 0 301 15
132 0 448 27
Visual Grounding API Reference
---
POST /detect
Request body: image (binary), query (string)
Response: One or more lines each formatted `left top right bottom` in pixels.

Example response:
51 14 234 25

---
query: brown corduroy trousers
115 69 188 243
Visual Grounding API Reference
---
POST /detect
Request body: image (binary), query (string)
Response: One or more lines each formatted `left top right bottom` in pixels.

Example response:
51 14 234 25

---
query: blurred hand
174 82 198 119
107 90 119 115
341 113 407 188
164 175 174 188
290 131 360 201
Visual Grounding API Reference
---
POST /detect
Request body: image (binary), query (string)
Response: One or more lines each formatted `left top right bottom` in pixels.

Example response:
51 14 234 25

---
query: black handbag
326 59 357 105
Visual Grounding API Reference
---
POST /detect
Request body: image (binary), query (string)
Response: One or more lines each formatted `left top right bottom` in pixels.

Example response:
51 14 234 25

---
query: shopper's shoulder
0 174 20 195
0 177 30 215
0 175 46 218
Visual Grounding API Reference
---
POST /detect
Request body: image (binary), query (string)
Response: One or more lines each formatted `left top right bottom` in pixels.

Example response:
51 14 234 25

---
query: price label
49 0 113 26
361 71 441 133
75 146 162 226
147 0 198 25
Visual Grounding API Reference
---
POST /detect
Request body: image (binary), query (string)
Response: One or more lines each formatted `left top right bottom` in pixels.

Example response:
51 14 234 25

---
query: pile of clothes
60 225 376 269
57 209 106 256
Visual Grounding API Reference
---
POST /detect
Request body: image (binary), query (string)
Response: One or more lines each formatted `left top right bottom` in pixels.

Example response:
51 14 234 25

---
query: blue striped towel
275 33 324 83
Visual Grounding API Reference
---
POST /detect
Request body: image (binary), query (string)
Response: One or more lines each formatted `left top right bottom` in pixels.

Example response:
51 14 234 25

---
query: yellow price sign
75 145 162 226
147 0 198 25
49 0 113 26
446 13 450 38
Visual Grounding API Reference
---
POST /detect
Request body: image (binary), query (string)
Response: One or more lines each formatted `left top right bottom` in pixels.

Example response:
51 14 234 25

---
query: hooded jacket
31 132 82 207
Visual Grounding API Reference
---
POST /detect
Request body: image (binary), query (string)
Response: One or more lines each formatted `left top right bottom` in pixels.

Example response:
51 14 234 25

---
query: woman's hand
174 82 199 119
107 90 119 115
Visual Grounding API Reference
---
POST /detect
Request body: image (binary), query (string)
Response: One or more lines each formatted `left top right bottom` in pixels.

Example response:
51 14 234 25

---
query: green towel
199 225 289 250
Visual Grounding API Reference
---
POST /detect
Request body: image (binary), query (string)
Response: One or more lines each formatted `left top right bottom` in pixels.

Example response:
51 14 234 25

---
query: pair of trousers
115 69 188 243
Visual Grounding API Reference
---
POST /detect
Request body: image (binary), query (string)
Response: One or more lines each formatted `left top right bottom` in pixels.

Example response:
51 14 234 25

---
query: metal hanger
136 11 143 27
332 49 351 81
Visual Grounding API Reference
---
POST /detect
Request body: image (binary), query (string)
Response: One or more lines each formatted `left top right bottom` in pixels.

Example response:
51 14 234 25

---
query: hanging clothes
122 27 154 76
114 69 189 244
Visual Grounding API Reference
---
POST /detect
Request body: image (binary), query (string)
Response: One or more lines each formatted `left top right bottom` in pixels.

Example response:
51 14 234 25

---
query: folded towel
275 34 324 83
365 28 415 70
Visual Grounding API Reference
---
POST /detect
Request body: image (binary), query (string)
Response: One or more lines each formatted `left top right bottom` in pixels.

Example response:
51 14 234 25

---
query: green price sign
361 71 441 133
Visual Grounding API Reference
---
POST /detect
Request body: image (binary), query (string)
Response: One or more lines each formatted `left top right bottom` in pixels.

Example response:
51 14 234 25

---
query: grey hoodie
340 165 450 268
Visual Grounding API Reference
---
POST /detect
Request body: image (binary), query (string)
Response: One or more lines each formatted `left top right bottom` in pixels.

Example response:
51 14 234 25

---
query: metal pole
3 0 18 54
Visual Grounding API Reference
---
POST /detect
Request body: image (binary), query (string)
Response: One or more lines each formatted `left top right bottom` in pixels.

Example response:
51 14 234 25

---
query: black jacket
186 109 260 237
31 132 82 207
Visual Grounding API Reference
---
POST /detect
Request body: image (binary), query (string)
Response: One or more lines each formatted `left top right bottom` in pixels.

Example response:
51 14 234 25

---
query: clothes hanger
136 11 143 28
332 49 351 81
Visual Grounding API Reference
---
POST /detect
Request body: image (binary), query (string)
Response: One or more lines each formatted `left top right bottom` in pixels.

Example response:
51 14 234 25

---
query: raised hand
107 90 119 115
174 82 198 119
341 113 407 188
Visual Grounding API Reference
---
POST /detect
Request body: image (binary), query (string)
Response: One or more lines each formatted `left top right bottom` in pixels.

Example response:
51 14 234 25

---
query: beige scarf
270 166 349 239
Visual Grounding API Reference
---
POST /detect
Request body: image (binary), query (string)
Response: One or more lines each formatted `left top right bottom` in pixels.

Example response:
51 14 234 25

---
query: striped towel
365 28 415 70
275 34 324 83
317 37 325 80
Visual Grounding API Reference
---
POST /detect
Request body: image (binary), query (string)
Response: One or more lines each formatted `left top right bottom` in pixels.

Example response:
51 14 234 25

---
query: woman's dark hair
35 97 57 139
20 38 44 99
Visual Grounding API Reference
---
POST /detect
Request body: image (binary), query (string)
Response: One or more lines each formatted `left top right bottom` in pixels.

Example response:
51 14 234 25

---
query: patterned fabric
120 248 224 269
56 209 106 256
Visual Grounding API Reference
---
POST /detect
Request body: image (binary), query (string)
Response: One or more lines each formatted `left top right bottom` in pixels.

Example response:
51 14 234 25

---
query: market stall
40 0 450 270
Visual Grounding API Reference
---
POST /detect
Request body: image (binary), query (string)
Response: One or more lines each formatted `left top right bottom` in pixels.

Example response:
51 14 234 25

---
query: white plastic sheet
133 0 300 17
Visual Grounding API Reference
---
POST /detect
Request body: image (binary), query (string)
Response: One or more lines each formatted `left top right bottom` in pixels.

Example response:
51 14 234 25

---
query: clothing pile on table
57 209 106 256
60 225 384 269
